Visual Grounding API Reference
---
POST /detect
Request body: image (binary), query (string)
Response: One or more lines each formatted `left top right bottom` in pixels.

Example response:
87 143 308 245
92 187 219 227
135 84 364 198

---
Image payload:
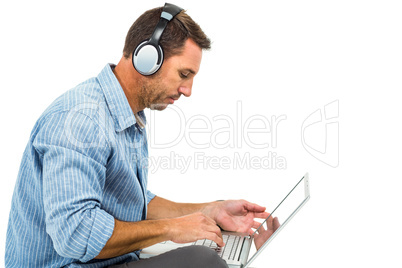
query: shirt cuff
81 209 115 263
146 190 156 205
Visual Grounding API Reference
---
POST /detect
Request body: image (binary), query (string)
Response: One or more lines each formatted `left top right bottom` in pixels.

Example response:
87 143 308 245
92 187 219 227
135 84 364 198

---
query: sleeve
33 110 115 262
146 190 156 205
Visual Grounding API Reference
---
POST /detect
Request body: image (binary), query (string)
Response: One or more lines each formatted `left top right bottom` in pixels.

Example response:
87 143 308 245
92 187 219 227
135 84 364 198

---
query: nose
178 86 191 97
178 79 193 97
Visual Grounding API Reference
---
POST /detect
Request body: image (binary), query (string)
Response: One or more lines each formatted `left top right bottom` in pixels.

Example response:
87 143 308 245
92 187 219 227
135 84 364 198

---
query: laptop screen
245 173 310 267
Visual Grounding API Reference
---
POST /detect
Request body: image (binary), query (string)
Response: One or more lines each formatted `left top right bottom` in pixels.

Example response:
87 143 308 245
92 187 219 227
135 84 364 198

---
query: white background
1 0 401 267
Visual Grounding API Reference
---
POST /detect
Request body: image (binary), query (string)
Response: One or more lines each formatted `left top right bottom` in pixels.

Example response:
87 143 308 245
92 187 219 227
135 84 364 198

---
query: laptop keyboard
193 234 245 261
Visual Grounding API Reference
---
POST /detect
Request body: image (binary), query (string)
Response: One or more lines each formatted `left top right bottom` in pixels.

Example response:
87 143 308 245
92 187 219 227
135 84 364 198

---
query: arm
96 218 170 259
147 196 271 237
97 198 271 258
202 199 271 235
96 196 224 259
146 196 220 220
147 196 270 235
96 212 224 259
97 196 233 259
34 111 115 262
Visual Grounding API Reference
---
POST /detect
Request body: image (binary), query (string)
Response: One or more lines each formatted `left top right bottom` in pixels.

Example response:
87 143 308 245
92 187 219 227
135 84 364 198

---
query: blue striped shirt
6 64 155 267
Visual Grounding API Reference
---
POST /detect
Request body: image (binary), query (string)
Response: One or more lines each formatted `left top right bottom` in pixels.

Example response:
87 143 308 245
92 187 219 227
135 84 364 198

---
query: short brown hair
123 6 211 60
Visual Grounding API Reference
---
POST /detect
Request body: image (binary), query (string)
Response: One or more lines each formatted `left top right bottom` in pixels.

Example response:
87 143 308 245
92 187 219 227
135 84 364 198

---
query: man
6 4 270 267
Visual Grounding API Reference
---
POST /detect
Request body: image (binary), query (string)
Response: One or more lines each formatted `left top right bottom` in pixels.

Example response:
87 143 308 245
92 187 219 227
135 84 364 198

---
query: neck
112 57 144 114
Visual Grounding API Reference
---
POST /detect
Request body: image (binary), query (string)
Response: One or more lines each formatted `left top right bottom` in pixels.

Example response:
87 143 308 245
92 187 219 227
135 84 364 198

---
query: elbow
46 207 115 262
49 229 87 260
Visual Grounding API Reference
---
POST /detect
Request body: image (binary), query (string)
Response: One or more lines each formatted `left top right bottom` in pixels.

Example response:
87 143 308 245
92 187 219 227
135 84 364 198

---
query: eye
180 72 189 79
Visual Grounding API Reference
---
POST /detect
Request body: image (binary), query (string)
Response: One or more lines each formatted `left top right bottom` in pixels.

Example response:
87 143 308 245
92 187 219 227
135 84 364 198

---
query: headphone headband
162 3 183 19
149 3 183 46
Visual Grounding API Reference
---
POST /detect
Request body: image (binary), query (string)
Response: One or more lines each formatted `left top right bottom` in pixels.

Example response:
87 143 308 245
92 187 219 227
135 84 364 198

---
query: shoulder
44 77 105 118
31 77 112 153
35 76 111 131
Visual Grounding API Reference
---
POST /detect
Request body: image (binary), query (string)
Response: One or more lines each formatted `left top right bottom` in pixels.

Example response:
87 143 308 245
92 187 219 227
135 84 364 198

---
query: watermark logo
301 100 339 167
148 151 287 174
147 101 288 173
148 101 287 150
62 100 289 172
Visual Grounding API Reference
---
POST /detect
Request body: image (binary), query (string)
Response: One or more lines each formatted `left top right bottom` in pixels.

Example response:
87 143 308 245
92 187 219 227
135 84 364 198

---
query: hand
166 212 225 247
254 215 280 250
205 200 270 235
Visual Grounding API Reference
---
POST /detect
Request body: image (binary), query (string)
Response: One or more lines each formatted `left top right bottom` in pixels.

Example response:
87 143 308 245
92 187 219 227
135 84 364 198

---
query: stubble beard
140 79 169 111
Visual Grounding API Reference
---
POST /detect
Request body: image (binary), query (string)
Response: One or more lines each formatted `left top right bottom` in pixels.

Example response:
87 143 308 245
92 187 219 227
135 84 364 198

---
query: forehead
164 39 202 73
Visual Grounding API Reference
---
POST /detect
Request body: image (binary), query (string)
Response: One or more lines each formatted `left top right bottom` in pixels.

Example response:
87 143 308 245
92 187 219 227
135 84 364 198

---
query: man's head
115 5 211 113
123 6 211 62
137 38 203 111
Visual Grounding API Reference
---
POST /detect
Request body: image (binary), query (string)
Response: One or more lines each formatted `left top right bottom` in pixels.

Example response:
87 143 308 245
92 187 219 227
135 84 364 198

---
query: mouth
169 96 180 104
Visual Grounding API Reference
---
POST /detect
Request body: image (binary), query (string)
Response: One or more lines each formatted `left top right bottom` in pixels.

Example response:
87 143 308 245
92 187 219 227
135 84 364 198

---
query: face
139 39 202 111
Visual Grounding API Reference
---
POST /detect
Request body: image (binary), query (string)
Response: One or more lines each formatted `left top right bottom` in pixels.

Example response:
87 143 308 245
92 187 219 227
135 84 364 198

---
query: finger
203 220 223 238
273 217 280 230
252 220 262 229
244 201 266 213
198 214 223 236
266 214 274 230
254 211 270 219
205 231 225 247
256 224 266 234
248 228 255 236
205 222 222 236
197 219 224 247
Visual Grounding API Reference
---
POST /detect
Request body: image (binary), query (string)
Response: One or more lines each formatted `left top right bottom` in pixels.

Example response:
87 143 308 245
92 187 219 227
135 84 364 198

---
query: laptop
140 173 310 268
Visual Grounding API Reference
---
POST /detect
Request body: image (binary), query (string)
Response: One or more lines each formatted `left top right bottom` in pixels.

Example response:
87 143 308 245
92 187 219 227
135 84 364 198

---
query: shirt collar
97 64 146 132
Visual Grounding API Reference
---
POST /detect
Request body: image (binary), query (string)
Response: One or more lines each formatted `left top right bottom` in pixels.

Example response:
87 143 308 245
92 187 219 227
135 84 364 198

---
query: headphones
132 3 183 76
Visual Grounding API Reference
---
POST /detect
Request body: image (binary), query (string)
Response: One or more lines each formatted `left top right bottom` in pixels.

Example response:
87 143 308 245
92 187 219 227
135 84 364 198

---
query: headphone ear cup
133 41 164 76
